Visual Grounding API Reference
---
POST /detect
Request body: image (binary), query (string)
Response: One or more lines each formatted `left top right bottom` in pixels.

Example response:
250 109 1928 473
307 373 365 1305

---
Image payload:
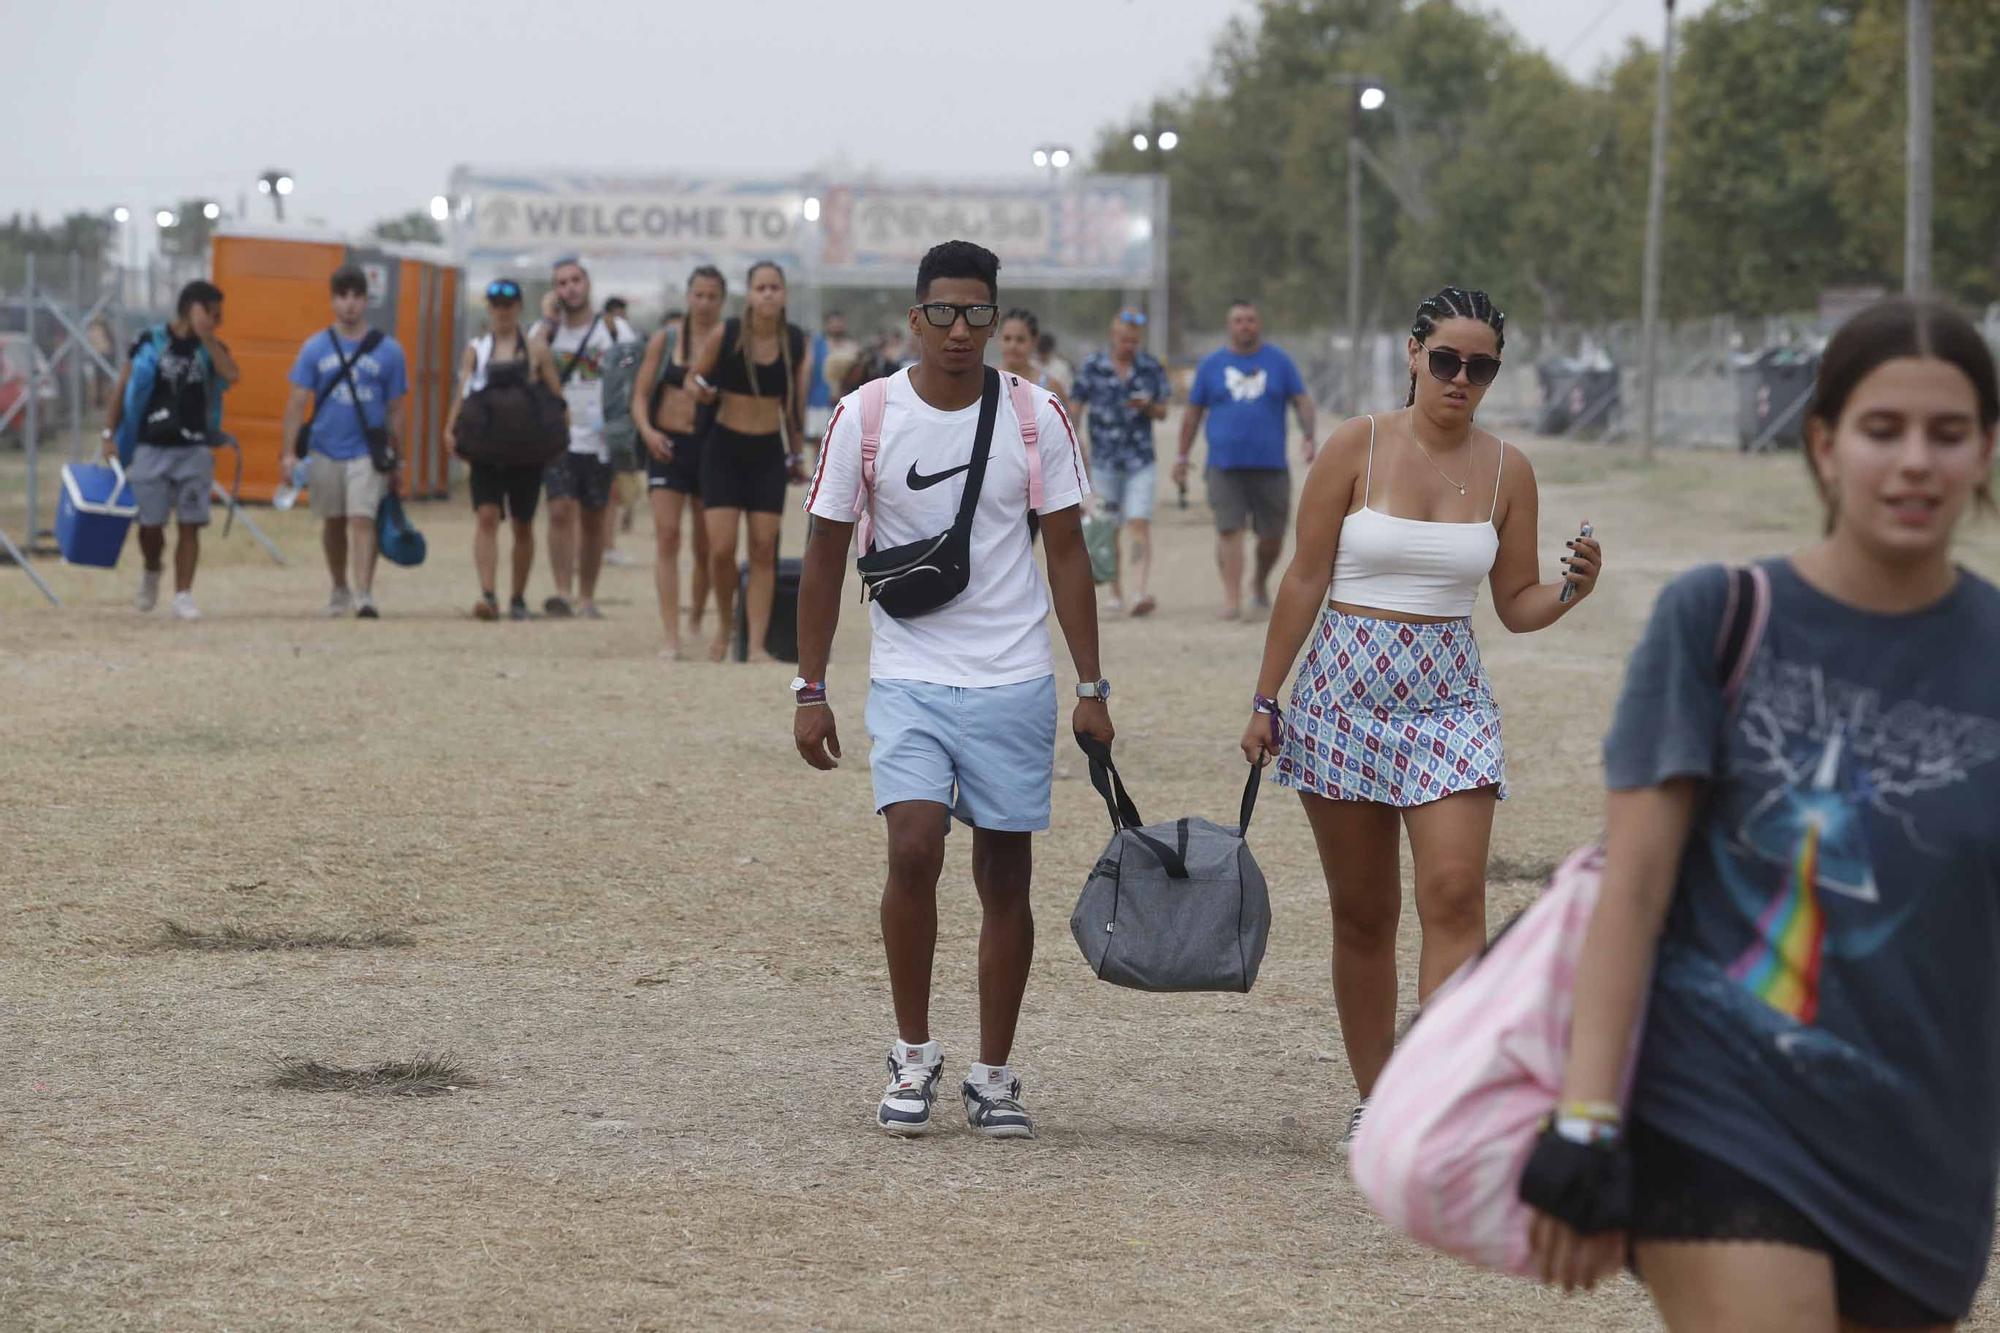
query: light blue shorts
865 675 1058 832
1096 460 1157 524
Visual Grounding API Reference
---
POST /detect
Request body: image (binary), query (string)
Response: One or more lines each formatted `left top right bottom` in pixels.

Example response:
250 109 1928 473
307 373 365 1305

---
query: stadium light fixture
154 210 176 228
1157 130 1179 151
1359 86 1387 112
429 194 451 223
1050 148 1072 170
258 169 295 220
112 206 130 223
276 176 295 196
201 201 221 221
1133 133 1150 152
802 195 822 223
1032 149 1050 169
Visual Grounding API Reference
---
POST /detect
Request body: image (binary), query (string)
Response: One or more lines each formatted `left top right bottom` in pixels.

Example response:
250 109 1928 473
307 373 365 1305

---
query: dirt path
3 435 1995 1330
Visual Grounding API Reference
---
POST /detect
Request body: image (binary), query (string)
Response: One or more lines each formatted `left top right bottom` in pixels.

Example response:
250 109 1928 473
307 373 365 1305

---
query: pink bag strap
1005 372 1045 513
854 375 891 550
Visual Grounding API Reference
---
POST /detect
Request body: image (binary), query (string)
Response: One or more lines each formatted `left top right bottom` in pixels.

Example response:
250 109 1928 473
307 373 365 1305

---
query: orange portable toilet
210 227 461 503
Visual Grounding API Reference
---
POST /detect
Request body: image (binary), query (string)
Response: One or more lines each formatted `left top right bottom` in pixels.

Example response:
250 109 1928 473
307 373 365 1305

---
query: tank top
466 332 528 396
1327 414 1504 619
711 319 806 400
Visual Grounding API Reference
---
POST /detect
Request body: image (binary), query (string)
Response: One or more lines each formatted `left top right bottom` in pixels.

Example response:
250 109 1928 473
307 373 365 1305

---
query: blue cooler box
57 462 138 568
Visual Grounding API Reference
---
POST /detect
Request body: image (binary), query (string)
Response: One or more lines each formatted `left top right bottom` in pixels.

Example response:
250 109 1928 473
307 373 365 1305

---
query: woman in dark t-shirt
1525 299 2000 1329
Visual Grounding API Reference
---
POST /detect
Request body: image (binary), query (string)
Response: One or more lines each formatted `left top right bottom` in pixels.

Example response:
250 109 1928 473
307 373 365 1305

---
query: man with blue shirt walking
1173 301 1317 620
1070 311 1169 616
280 265 408 619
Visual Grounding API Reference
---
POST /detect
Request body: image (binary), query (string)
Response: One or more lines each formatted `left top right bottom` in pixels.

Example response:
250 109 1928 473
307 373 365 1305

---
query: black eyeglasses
1425 344 1503 387
917 302 999 329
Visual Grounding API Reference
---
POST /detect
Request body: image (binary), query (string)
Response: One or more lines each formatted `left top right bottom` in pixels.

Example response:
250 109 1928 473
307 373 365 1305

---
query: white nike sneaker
170 591 201 621
877 1047 945 1137
325 586 354 618
962 1070 1035 1139
135 569 161 612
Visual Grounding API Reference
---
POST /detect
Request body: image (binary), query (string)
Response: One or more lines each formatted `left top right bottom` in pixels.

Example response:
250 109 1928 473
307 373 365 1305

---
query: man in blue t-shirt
1173 301 1317 619
280 265 408 619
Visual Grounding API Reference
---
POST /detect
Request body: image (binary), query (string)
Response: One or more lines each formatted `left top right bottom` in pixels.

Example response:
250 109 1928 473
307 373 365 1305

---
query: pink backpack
852 371 1045 551
1349 564 1770 1277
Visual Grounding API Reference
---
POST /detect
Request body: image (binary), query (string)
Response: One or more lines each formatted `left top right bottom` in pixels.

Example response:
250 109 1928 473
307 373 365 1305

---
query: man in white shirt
533 257 638 619
795 240 1114 1140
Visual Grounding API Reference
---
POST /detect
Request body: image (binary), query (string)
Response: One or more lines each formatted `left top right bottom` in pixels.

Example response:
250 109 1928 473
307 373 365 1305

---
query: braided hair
1408 286 1506 406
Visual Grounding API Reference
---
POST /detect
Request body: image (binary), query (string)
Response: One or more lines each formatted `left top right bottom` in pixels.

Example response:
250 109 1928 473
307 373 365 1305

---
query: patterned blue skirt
1274 609 1508 806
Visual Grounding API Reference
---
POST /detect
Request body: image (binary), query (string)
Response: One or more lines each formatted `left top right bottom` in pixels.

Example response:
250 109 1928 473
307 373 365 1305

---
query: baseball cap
486 278 523 304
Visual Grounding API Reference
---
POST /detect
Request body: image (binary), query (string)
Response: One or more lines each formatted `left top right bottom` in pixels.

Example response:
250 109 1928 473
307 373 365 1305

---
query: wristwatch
1076 679 1112 701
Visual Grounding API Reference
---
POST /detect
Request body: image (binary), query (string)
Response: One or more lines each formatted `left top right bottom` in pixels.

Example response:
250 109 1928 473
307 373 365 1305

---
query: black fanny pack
856 366 998 619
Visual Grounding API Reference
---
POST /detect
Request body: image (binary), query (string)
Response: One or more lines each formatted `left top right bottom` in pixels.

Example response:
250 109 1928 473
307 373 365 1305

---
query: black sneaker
543 595 574 619
356 594 381 620
1338 1099 1369 1155
508 597 531 622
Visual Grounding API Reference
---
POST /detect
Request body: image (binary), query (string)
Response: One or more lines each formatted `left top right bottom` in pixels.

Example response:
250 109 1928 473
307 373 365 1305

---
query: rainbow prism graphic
1728 729 1876 1024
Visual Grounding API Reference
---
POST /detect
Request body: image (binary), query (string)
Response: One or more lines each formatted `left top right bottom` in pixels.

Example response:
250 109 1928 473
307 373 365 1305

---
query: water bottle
272 457 310 511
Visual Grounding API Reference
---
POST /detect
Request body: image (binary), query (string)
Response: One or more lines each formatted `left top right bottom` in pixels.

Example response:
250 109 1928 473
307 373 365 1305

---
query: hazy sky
9 0 1702 237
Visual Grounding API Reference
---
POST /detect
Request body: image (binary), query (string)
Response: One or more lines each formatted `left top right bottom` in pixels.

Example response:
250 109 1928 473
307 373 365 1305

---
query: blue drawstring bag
375 492 427 568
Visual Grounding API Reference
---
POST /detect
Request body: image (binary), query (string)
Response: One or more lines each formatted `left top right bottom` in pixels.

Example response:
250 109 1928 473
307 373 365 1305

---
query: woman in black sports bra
688 260 812 663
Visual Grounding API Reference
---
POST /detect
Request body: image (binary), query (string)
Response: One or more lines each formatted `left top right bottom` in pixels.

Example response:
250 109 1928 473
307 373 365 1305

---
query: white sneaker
961 1069 1035 1139
135 569 161 612
603 548 637 568
877 1046 944 1137
325 586 354 618
170 591 201 621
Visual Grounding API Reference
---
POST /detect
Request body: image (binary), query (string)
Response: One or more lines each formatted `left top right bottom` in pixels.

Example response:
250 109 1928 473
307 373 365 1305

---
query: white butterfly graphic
1224 366 1268 402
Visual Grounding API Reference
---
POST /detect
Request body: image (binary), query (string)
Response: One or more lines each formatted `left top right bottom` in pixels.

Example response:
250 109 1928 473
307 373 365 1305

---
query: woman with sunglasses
688 261 813 663
1241 286 1604 1145
444 277 566 621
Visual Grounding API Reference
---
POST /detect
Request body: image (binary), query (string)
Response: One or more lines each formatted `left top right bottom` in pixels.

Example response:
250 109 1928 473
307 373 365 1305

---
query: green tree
371 211 443 245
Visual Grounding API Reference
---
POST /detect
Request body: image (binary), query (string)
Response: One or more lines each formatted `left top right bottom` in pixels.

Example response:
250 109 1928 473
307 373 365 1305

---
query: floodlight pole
1638 0 1678 463
1346 97 1365 417
1905 0 1933 295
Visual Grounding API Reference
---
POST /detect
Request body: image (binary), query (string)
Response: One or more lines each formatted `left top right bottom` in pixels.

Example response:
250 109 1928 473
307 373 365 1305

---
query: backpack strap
1005 372 1045 513
854 374 892 551
1716 564 1771 709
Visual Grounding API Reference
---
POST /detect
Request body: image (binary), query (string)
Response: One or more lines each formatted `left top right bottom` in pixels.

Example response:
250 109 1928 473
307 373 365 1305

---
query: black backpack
456 334 568 468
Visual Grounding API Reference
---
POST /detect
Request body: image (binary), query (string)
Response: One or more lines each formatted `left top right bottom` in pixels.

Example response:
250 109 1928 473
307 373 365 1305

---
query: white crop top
1327 415 1503 619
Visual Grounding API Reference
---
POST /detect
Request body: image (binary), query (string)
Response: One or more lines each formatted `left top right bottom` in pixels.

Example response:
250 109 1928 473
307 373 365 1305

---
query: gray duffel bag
1071 738 1271 992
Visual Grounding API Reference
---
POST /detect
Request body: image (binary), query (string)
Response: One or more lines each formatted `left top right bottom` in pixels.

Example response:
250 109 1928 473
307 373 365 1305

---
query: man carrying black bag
794 240 1111 1140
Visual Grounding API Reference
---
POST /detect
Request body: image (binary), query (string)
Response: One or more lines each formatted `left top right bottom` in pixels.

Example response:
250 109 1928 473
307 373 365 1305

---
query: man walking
795 240 1110 1140
101 280 239 620
280 265 408 619
1069 311 1169 616
1173 300 1317 619
535 257 638 618
807 310 857 448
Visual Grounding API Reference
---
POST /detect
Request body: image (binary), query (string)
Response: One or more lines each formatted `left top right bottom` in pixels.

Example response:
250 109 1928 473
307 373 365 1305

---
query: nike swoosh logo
906 460 972 491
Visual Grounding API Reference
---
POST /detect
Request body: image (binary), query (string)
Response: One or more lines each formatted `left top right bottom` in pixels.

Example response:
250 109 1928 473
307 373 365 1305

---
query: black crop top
710 319 807 400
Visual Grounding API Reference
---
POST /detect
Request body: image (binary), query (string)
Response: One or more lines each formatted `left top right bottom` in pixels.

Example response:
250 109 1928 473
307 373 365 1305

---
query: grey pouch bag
1070 738 1271 993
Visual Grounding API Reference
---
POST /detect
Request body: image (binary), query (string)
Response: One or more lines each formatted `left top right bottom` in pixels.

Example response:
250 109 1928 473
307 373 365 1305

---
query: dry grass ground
3 427 1997 1331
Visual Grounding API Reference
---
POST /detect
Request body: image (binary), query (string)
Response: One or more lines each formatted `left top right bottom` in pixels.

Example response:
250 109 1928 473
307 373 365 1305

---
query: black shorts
469 461 542 522
1628 1120 1956 1328
699 426 788 515
647 429 706 496
543 452 613 511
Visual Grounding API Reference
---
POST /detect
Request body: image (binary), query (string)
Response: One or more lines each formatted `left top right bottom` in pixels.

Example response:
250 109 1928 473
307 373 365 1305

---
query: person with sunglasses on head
532 257 639 620
633 266 728 659
1240 286 1605 1149
1523 298 2000 1331
443 278 566 621
1175 300 1318 621
1069 311 1169 617
687 260 813 663
279 265 408 620
795 240 1105 1140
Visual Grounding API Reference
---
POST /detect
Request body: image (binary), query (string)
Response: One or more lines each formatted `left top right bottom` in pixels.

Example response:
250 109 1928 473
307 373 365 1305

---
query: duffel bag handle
1239 757 1261 837
1074 735 1192 880
1075 734 1142 832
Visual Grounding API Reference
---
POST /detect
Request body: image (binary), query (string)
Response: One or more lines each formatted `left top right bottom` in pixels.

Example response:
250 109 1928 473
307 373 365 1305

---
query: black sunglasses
1424 344 1502 387
917 301 999 329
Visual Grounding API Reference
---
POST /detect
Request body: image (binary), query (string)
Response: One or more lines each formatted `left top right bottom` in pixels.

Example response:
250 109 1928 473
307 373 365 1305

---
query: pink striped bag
1348 564 1769 1277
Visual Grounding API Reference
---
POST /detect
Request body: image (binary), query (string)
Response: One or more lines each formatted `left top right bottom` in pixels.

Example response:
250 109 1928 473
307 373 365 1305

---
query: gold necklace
1411 437 1470 496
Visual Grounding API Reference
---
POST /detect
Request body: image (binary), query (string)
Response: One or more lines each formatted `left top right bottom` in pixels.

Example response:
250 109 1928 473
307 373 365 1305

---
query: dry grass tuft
268 1053 475 1097
160 920 415 952
1486 855 1560 885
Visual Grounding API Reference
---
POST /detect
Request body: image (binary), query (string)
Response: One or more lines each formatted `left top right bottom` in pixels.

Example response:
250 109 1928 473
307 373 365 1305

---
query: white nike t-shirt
805 368 1089 688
